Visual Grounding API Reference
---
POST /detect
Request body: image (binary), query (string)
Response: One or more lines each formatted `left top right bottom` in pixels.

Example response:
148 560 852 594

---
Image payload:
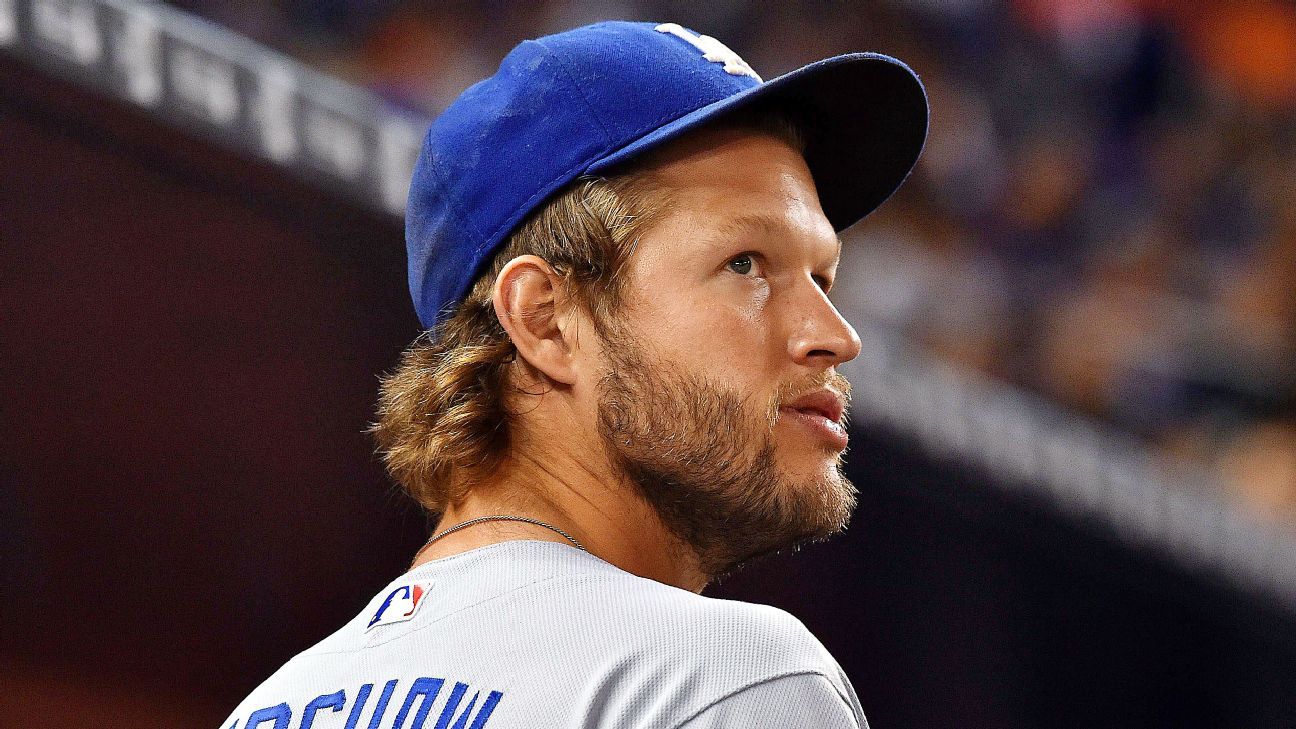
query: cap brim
587 53 928 232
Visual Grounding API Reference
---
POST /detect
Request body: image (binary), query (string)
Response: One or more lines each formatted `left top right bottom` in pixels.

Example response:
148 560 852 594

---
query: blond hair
373 111 805 513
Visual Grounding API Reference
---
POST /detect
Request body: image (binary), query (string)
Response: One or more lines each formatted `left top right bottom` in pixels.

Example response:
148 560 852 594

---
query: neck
409 453 709 593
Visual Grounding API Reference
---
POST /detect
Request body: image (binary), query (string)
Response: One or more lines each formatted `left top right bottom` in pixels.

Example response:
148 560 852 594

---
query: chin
774 433 847 476
775 461 842 494
772 454 856 524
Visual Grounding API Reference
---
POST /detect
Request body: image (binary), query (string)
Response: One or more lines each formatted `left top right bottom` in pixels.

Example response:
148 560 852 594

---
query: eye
727 254 755 276
813 274 831 292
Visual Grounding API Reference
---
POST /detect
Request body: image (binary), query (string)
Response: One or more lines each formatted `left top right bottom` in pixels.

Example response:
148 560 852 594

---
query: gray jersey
222 541 868 728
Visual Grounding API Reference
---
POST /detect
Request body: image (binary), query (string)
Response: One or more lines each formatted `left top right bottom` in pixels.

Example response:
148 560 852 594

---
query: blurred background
3 0 1295 726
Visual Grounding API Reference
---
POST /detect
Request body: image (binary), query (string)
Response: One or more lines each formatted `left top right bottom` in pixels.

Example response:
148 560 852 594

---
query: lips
782 389 846 424
778 389 849 450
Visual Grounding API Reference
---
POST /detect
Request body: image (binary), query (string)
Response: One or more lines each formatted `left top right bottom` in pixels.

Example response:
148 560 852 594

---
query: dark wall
0 58 426 724
3 57 1294 728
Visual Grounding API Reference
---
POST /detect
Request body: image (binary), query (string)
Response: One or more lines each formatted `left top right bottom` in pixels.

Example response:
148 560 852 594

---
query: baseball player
223 20 926 729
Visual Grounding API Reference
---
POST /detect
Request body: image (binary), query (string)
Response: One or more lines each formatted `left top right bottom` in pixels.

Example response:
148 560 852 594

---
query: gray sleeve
676 673 867 729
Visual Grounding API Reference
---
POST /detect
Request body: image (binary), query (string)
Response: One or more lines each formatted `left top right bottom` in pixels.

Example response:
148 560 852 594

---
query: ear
492 255 581 386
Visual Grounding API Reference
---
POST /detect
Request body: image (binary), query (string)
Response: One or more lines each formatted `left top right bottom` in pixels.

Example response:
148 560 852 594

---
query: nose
787 279 862 368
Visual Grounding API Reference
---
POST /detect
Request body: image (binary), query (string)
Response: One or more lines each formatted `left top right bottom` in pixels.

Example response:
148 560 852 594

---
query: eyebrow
708 212 844 261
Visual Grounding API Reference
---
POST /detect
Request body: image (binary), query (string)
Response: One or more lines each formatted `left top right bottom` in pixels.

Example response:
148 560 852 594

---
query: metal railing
0 0 430 217
844 321 1296 612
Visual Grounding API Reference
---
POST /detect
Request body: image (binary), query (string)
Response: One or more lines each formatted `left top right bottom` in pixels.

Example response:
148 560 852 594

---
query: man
223 20 925 729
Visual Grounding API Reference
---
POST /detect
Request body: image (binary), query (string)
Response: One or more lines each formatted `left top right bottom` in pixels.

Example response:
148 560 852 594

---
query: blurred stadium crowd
170 0 1296 525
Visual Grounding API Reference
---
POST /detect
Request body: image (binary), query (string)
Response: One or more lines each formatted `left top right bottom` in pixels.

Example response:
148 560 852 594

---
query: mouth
779 389 848 450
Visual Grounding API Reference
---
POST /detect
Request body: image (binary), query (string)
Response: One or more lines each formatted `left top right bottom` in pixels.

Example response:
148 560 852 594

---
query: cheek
619 273 781 395
677 280 773 345
653 296 775 370
646 307 781 413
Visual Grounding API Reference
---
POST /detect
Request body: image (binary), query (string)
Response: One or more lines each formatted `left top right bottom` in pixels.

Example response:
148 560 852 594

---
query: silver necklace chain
425 514 586 552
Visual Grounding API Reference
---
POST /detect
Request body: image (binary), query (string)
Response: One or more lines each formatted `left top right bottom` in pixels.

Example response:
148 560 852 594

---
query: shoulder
287 544 835 674
613 575 832 667
524 553 830 657
678 673 867 729
519 552 852 686
535 564 861 725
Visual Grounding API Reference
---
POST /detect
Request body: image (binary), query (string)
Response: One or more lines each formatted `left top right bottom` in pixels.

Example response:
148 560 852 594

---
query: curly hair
372 111 805 514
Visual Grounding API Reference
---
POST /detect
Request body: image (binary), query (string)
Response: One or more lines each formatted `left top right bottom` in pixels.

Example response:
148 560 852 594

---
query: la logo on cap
655 23 762 82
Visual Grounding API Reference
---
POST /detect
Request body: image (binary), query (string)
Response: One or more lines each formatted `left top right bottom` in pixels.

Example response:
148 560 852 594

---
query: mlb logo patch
366 582 432 632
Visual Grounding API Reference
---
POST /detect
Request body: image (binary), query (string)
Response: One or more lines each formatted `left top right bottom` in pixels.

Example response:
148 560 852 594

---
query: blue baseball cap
406 20 928 329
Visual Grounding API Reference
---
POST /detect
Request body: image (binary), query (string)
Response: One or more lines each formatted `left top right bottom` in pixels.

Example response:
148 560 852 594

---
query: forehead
633 128 840 254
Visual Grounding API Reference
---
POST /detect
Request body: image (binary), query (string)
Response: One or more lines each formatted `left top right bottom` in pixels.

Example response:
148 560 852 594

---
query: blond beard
596 333 856 579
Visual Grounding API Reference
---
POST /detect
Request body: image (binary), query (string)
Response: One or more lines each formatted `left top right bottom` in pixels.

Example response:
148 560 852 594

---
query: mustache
767 371 853 424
